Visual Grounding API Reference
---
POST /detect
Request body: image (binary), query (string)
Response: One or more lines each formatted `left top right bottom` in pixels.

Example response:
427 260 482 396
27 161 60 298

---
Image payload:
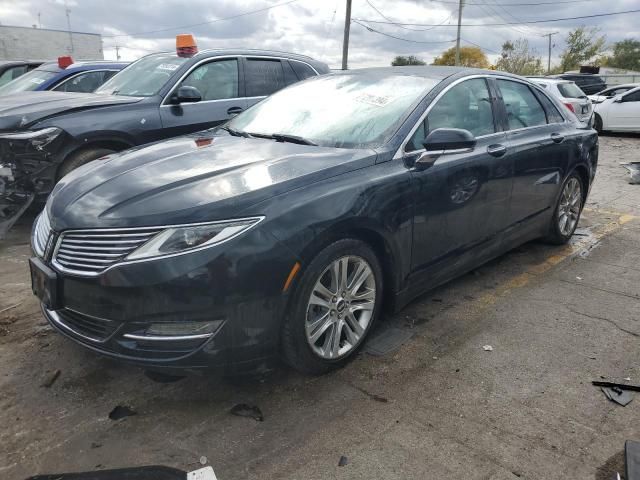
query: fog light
123 320 223 341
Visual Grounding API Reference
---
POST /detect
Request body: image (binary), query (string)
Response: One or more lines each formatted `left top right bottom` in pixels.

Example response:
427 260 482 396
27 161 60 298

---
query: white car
589 83 640 104
593 86 640 133
528 78 592 123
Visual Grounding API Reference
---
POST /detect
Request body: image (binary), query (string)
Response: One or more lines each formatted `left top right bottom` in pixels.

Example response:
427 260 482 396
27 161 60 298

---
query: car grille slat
53 227 163 276
56 309 121 342
33 210 52 258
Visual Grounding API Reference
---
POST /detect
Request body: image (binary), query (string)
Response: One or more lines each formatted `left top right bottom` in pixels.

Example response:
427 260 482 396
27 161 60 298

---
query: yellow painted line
475 211 636 309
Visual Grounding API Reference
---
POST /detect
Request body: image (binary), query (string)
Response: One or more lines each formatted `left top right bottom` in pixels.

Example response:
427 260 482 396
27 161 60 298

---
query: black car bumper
37 227 298 375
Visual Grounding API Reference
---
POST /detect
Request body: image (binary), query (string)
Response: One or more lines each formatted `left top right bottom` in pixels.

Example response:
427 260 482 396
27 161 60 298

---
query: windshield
229 74 437 149
95 54 187 97
0 68 57 95
557 82 586 99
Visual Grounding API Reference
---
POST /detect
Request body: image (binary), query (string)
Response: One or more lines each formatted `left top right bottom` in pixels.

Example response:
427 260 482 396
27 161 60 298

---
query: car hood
0 91 142 130
48 133 377 230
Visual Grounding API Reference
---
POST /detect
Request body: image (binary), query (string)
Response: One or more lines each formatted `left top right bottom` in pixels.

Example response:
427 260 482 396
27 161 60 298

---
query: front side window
53 70 114 93
497 79 547 130
179 59 239 101
406 78 495 151
609 87 632 97
245 58 285 97
229 74 437 149
622 89 640 102
0 68 57 95
96 54 188 97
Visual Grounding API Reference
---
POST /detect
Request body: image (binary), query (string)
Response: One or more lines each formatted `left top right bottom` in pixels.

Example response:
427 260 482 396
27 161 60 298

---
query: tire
282 239 383 375
544 171 585 245
57 147 115 181
594 114 603 133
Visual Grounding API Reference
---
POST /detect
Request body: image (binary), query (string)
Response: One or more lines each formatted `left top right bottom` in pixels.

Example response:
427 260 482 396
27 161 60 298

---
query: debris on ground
352 385 388 403
621 162 640 184
41 369 61 388
230 403 264 422
593 381 640 407
338 455 349 467
199 456 208 465
187 466 218 480
90 442 102 449
483 345 493 351
108 405 137 420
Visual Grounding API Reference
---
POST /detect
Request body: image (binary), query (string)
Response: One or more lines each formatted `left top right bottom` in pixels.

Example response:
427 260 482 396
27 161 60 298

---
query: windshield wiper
249 132 316 146
220 126 251 138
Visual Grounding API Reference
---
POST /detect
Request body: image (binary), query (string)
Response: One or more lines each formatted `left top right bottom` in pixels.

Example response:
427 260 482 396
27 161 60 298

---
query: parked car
589 83 640 104
551 73 607 95
30 67 598 376
0 57 128 96
529 78 592 123
0 60 43 88
593 86 640 133
0 45 328 234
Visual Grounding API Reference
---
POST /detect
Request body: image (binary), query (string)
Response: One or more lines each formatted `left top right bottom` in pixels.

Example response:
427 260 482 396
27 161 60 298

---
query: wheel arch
57 137 135 179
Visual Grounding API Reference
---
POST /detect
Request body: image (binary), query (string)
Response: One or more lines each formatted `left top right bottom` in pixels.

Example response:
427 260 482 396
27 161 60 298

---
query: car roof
529 78 573 85
330 66 527 81
604 83 640 89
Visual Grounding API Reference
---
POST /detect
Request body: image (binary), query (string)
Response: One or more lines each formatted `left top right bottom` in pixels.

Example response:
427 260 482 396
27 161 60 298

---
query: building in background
0 25 103 61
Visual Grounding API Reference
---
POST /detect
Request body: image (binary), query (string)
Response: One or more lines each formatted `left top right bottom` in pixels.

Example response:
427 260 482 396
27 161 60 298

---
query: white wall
0 26 103 61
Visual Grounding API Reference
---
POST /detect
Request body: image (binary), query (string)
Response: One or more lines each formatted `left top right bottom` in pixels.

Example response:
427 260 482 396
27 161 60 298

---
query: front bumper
36 226 298 375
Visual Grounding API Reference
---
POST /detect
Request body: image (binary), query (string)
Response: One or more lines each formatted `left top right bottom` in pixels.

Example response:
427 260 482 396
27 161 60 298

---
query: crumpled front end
0 127 67 237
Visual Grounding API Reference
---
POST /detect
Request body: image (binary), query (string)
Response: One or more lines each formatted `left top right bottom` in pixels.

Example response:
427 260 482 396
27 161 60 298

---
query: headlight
126 217 264 261
0 127 63 151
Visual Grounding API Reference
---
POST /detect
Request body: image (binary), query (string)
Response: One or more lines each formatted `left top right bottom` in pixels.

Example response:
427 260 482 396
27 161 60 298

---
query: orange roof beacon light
176 34 198 58
58 56 73 69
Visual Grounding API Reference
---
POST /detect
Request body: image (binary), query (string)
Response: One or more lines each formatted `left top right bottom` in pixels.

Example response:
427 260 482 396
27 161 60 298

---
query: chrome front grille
32 209 52 258
53 227 163 276
53 308 121 342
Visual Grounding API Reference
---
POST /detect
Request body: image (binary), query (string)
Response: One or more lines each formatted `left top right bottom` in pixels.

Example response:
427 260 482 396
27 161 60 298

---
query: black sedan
30 67 598 376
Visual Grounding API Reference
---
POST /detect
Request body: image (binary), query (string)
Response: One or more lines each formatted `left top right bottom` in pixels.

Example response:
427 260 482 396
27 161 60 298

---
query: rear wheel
544 172 584 245
57 147 115 180
282 239 383 375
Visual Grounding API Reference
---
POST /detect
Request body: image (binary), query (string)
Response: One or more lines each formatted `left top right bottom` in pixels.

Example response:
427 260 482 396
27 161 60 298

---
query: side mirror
171 86 202 104
422 128 476 153
613 94 623 103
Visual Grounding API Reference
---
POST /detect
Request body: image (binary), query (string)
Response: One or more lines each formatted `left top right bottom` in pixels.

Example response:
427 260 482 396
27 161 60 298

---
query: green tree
495 39 543 75
432 46 489 68
605 39 640 71
391 55 426 66
559 26 606 72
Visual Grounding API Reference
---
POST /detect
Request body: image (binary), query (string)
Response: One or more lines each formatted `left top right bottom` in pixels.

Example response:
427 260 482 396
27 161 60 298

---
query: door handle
551 133 564 143
487 144 507 157
227 106 243 116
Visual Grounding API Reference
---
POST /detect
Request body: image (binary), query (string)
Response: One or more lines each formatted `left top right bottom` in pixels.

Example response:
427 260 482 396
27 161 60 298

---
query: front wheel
282 239 383 375
544 172 584 245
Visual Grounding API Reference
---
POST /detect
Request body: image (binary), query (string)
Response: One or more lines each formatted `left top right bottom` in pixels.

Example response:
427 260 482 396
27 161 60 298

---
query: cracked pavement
1 134 639 480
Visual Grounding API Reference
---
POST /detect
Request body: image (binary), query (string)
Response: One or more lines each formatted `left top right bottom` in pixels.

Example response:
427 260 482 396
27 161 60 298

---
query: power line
353 8 640 27
431 0 599 5
353 19 456 44
104 0 303 38
365 0 451 32
461 37 500 54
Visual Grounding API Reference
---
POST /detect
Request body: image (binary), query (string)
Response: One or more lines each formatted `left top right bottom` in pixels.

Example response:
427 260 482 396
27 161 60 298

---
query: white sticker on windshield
30 78 46 84
157 63 179 71
355 93 392 107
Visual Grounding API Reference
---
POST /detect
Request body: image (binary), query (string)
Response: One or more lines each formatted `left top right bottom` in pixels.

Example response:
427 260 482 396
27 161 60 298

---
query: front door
407 77 512 285
159 57 248 137
607 89 640 131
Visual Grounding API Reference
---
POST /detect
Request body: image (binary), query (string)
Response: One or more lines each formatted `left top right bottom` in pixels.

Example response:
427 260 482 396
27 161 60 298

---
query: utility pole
455 0 465 66
37 12 41 28
341 0 352 70
64 0 74 53
542 32 558 74
115 44 121 61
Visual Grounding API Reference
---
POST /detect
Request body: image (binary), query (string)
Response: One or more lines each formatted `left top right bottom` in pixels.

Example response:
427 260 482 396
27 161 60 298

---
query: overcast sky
1 0 638 68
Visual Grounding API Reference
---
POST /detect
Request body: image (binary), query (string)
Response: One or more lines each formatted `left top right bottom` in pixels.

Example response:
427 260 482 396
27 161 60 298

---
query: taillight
564 102 575 113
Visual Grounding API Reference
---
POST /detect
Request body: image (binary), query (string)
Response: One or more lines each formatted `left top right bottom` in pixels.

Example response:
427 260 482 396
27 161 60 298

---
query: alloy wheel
305 256 376 359
558 177 582 236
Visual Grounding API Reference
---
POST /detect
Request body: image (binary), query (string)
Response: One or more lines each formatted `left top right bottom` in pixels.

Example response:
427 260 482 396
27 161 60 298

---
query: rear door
159 57 247 137
407 77 511 281
607 88 640 131
495 78 571 240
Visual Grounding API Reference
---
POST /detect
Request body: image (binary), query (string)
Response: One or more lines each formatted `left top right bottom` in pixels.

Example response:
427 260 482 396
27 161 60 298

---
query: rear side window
290 61 316 80
282 61 298 86
406 78 495 151
245 58 285 97
497 79 547 130
557 82 585 99
0 65 28 87
534 90 564 124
